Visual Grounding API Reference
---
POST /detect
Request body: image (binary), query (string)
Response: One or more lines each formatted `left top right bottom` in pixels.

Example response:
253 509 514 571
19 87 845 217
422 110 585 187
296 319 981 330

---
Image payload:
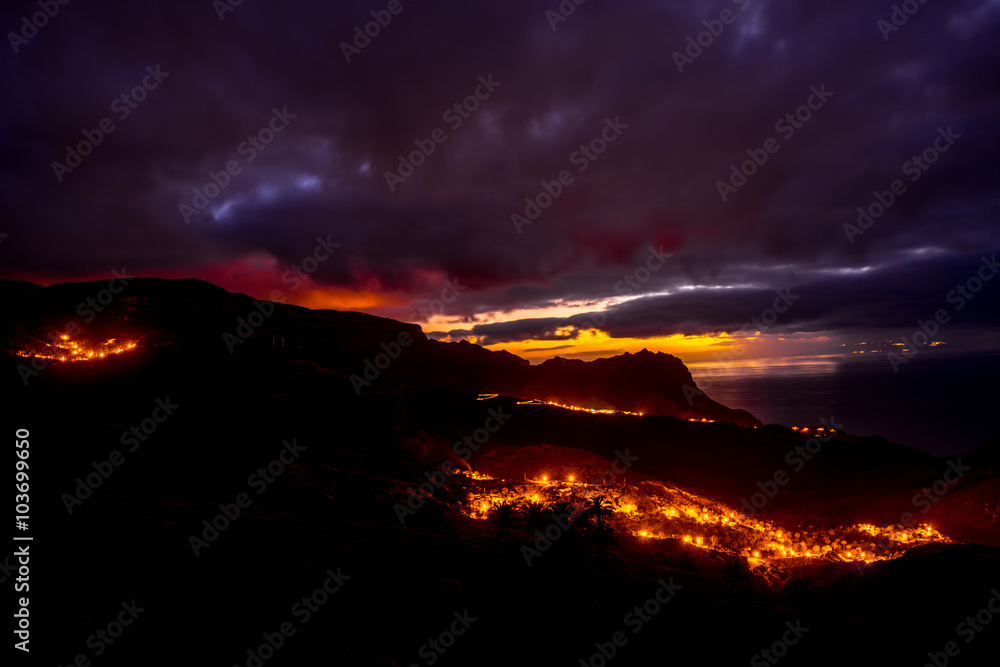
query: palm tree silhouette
584 495 615 525
586 520 618 548
520 501 549 536
548 501 578 525
487 501 519 536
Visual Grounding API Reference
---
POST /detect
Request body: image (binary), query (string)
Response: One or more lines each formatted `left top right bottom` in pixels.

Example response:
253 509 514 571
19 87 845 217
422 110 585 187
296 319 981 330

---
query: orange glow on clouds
294 286 403 312
176 254 404 310
19 254 403 314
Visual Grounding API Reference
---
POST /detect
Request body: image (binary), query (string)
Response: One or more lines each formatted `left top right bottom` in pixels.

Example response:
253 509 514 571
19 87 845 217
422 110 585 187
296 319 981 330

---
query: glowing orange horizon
473 329 760 364
8 263 836 366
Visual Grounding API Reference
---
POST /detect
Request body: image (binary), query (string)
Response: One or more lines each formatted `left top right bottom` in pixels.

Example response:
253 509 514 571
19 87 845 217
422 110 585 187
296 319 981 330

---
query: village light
456 466 950 567
16 334 139 364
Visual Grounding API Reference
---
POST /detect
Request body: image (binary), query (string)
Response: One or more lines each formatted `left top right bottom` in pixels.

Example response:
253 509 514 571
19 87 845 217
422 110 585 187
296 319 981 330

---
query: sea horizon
685 350 1000 457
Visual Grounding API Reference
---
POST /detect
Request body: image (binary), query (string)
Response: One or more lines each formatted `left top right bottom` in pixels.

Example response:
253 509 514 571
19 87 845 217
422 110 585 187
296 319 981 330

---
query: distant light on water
685 352 1000 456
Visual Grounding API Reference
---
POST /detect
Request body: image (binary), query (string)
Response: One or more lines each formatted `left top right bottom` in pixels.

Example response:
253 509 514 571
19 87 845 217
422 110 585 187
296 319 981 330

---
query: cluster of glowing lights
842 340 947 354
515 399 643 416
484 397 743 426
455 471 951 569
789 426 836 433
15 335 137 363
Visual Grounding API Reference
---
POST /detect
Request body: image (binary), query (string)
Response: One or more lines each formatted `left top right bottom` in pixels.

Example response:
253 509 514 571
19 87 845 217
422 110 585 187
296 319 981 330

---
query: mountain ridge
0 277 756 426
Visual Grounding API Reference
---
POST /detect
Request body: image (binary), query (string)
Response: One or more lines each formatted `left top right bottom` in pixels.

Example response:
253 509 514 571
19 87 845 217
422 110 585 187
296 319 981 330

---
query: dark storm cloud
2 0 999 341
443 317 579 344
446 249 1000 344
523 344 575 352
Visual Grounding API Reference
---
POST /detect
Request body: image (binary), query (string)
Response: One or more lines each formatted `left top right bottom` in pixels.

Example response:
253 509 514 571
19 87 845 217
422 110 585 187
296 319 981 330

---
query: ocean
685 351 1000 457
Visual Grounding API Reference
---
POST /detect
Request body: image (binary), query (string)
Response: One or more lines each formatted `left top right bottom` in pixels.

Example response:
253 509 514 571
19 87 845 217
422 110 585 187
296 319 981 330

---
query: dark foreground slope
2 277 999 666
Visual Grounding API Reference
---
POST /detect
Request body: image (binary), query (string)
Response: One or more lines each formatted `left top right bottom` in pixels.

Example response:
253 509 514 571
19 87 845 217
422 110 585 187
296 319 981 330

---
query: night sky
3 0 999 363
